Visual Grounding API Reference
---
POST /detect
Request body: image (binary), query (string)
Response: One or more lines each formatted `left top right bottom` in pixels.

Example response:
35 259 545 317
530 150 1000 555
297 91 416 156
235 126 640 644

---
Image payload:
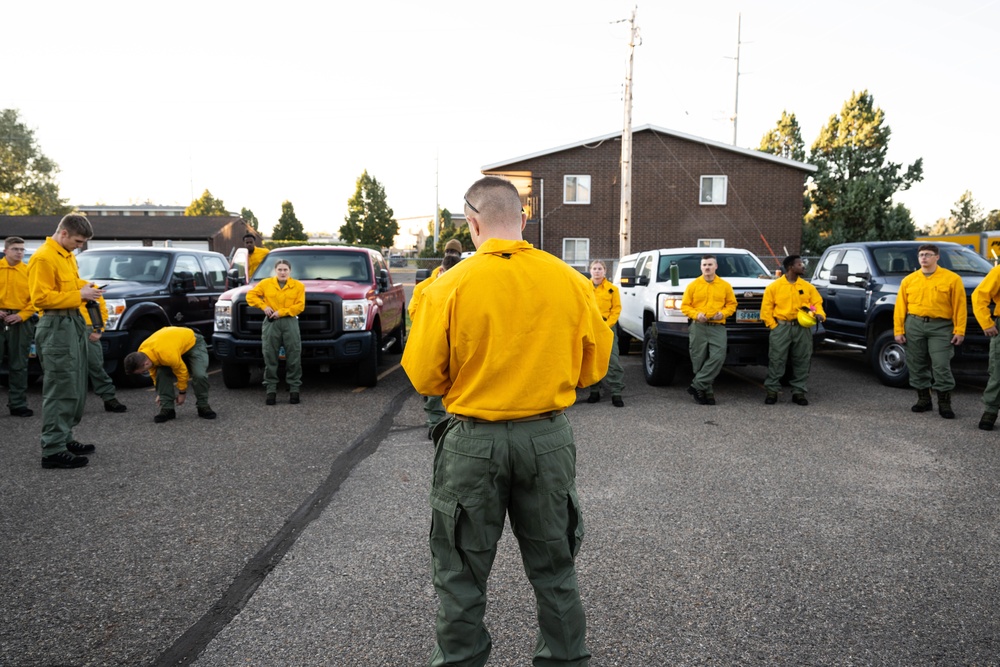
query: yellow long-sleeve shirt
761 276 826 328
0 258 34 321
592 278 621 328
247 247 270 279
402 238 613 421
893 267 967 336
972 265 1000 331
138 326 197 391
681 276 737 322
247 277 305 317
28 236 84 312
408 274 436 322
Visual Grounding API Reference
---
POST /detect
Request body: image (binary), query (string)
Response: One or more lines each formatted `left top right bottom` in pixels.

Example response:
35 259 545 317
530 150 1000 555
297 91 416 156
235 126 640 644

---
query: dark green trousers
261 316 302 393
689 321 727 391
585 328 624 395
1 317 34 411
36 312 87 454
764 322 813 393
154 332 210 410
428 414 589 667
982 325 1000 414
904 315 955 392
85 325 116 401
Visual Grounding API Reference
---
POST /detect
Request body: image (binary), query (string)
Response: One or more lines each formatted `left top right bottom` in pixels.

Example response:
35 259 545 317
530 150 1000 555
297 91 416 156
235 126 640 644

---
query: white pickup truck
613 247 777 385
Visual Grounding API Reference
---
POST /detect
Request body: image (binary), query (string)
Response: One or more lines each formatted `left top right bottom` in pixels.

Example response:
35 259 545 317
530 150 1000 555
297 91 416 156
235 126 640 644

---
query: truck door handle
827 289 837 295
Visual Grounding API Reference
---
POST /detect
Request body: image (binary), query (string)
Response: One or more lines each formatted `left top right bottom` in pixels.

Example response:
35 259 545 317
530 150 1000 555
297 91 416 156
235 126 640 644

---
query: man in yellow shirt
247 259 306 405
403 176 611 666
78 287 127 413
893 244 966 418
584 258 625 406
244 233 270 280
408 253 459 437
429 238 463 280
1 236 36 418
761 255 826 406
972 264 1000 430
123 326 216 422
681 254 737 405
28 215 103 469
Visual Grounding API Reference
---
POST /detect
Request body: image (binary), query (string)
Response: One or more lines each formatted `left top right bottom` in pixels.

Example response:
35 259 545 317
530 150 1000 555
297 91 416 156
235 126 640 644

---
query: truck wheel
116 327 156 388
643 325 677 386
616 324 633 356
389 319 406 355
222 361 251 389
870 330 910 388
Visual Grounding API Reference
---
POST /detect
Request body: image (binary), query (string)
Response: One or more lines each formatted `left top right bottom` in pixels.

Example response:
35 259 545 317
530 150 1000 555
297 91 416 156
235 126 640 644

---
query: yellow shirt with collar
894 267 966 336
0 257 34 321
137 326 197 391
761 276 826 328
402 238 612 421
247 277 306 317
592 277 621 328
247 247 270 279
972 264 1000 331
28 236 84 312
681 275 737 322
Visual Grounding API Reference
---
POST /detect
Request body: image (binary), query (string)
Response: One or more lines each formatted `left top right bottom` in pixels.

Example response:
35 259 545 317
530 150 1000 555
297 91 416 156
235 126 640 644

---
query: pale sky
4 0 998 239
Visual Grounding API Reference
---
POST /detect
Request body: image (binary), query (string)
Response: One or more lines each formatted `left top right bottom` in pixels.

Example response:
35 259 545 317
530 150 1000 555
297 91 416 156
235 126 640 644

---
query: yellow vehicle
916 232 1000 261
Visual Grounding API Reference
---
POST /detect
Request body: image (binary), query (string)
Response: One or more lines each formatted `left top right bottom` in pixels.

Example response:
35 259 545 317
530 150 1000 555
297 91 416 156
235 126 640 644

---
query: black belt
907 314 949 323
45 309 79 317
453 410 565 424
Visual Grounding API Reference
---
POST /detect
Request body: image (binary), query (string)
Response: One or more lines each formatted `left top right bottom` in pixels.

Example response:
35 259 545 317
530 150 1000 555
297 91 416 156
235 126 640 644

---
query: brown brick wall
486 129 808 264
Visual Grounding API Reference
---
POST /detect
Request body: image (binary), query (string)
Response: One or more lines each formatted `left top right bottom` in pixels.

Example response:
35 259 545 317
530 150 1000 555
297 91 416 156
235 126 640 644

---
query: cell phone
94 284 107 290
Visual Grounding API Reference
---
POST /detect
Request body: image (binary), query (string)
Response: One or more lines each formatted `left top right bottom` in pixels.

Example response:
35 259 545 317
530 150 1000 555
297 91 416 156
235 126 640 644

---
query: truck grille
235 300 337 338
727 293 766 326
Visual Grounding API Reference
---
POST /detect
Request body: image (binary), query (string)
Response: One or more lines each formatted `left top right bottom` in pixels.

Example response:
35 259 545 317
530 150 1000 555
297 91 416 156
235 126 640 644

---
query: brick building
482 124 815 268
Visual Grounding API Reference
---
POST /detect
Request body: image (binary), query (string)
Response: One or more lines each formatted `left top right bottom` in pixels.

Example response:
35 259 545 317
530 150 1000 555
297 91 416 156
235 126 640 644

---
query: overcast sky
4 0 998 239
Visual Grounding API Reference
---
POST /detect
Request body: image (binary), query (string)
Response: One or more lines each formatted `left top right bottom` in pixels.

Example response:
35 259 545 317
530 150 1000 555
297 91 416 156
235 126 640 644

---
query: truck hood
219 279 374 301
99 281 169 299
652 277 774 292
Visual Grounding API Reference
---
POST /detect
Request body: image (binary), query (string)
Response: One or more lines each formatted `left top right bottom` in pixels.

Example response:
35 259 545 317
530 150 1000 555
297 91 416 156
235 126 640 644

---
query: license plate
736 310 760 323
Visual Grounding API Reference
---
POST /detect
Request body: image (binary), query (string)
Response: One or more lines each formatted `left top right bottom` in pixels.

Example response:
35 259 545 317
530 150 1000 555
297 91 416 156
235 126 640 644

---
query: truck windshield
656 253 770 281
254 252 371 282
78 251 170 283
872 245 993 275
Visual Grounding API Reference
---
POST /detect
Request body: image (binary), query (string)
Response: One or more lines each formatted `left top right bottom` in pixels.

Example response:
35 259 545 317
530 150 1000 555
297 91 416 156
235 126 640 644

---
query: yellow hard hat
797 308 818 328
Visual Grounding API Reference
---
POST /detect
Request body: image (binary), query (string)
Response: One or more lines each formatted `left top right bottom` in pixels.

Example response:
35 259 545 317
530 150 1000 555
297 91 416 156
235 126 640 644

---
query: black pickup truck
810 240 992 387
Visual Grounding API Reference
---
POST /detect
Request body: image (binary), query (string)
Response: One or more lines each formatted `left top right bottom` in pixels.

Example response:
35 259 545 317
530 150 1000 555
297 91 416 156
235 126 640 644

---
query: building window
562 238 590 267
697 238 725 248
563 175 591 204
699 175 728 205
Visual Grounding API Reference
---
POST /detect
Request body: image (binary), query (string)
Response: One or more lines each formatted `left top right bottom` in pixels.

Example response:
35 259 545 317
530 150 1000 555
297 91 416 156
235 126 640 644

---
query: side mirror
619 267 637 287
377 268 390 292
415 268 431 282
227 267 245 288
830 263 849 285
171 271 196 293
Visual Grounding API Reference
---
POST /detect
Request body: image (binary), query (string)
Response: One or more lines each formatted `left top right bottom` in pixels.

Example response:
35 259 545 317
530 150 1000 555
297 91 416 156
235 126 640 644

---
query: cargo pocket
438 432 493 497
429 492 463 572
567 487 585 559
531 425 575 492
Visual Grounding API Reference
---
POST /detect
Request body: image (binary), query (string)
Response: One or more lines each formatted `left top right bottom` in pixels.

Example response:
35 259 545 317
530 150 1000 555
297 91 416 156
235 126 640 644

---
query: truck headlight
104 299 126 330
659 295 685 318
215 300 232 332
343 299 369 331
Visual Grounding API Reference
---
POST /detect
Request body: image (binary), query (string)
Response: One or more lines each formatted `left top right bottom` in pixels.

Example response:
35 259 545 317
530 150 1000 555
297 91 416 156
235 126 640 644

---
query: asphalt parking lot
2 347 1000 666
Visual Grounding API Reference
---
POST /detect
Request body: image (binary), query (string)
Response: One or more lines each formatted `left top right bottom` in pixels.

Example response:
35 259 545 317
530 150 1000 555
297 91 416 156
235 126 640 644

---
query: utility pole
434 151 440 252
619 6 639 259
732 13 742 146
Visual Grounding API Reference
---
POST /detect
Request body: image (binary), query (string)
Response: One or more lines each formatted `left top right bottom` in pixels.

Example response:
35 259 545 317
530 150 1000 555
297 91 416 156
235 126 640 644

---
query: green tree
240 207 259 231
185 189 229 216
758 110 805 162
272 200 307 241
951 190 985 233
984 209 1000 232
803 90 923 254
340 170 399 248
0 109 70 215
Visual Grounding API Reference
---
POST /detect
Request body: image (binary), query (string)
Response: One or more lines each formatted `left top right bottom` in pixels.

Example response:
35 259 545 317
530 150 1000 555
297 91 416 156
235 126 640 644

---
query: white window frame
562 237 590 267
699 175 728 205
563 175 591 205
697 238 725 248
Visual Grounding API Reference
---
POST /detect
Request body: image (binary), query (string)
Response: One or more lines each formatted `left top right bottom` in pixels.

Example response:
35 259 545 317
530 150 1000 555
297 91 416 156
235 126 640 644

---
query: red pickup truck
213 245 406 387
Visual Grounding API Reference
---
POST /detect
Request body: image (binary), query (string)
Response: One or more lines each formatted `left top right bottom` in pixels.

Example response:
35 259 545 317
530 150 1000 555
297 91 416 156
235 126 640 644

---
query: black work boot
937 391 955 419
978 412 997 431
911 388 933 413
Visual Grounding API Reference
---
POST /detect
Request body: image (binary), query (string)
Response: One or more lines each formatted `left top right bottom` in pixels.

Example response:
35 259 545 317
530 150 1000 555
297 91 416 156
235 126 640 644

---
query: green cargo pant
689 321 727 392
36 311 87 455
982 324 1000 414
585 328 624 396
764 321 813 394
904 315 955 392
428 414 590 667
261 316 302 393
154 332 211 411
85 325 117 401
1 317 34 411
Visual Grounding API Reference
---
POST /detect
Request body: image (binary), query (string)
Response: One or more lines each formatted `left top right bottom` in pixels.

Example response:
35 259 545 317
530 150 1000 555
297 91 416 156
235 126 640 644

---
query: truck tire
643 325 678 386
357 332 379 387
870 329 909 388
616 324 633 356
221 361 251 389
